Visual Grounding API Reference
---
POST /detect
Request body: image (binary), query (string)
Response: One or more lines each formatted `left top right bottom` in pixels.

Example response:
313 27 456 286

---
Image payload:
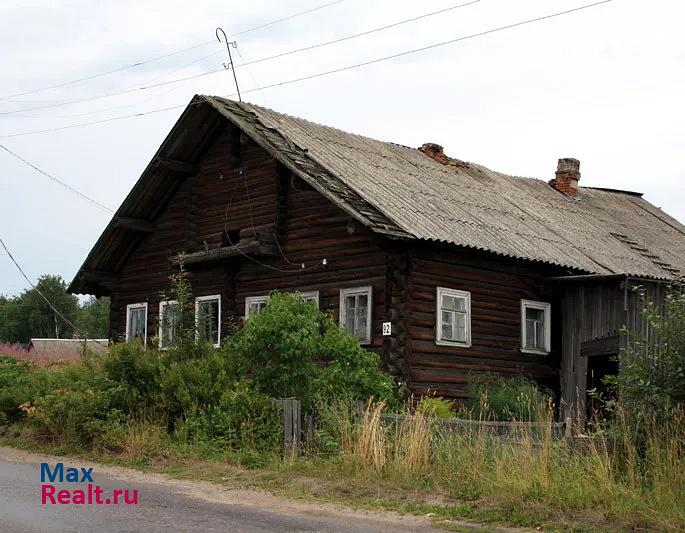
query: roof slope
70 95 685 293
28 339 108 360
211 96 685 280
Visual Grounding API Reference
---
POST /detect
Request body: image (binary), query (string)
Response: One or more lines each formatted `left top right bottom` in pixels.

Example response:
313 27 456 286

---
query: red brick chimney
550 158 581 195
419 143 469 169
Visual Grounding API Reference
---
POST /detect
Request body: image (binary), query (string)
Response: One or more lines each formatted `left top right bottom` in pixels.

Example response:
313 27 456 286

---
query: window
436 288 471 347
294 290 319 308
195 295 221 348
126 303 148 345
521 300 551 354
158 300 180 349
245 295 269 319
339 286 372 344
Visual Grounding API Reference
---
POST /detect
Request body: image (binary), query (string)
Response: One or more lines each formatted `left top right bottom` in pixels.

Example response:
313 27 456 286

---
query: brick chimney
550 158 581 195
419 143 449 164
419 143 470 169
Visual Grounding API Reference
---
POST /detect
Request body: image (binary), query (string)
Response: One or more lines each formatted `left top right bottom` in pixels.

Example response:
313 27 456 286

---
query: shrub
467 375 552 421
0 356 32 423
103 341 161 415
177 381 281 452
223 292 399 410
611 283 685 417
417 395 455 418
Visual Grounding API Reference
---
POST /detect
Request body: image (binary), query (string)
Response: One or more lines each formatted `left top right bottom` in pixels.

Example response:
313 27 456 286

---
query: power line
0 0 613 139
1 0 480 117
0 234 108 348
0 0 348 103
0 143 114 213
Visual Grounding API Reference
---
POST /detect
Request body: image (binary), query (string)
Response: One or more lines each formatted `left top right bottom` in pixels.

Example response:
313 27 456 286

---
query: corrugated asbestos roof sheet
208 96 685 280
28 339 108 360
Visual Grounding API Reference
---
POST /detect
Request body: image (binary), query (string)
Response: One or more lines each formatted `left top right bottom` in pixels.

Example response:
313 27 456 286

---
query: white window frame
435 287 471 347
339 286 373 345
245 295 270 319
293 290 319 308
125 302 148 346
195 295 221 348
520 299 551 354
158 300 179 350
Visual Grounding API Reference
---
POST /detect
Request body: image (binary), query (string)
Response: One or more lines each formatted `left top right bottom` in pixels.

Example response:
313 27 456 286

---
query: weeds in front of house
1 278 684 531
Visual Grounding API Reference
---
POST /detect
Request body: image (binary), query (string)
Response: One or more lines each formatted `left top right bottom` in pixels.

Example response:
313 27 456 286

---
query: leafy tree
75 296 110 338
0 275 109 344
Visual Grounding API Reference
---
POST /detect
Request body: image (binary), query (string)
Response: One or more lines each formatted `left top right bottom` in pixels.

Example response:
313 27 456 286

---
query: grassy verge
0 422 664 533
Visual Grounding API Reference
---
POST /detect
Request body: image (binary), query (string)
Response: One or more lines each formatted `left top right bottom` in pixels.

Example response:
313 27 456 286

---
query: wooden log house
69 95 685 421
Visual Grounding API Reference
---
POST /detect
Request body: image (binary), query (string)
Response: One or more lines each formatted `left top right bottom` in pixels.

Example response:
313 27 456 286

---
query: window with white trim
245 295 269 319
126 303 148 345
158 300 180 349
339 286 372 344
521 300 551 354
195 295 221 348
294 290 319 308
436 288 471 346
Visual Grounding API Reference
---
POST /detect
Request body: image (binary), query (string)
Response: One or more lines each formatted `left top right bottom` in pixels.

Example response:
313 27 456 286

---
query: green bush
611 284 685 416
177 381 281 452
467 375 552 422
104 341 161 414
222 292 400 410
417 396 455 418
0 356 32 423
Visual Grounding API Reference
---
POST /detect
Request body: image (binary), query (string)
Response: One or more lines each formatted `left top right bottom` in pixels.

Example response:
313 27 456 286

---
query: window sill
521 347 550 355
435 339 471 348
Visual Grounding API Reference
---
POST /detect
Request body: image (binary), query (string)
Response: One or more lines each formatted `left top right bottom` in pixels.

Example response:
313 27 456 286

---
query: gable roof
69 95 685 294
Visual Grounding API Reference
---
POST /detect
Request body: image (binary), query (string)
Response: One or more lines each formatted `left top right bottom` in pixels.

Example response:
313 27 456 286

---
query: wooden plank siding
405 245 560 401
108 121 568 402
109 124 391 359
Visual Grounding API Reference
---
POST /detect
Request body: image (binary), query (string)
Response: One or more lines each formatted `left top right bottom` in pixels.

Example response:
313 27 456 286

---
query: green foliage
0 275 109 343
417 396 455 418
610 284 685 416
103 341 161 414
75 296 110 339
177 381 281 452
223 292 400 410
467 375 552 422
0 356 32 423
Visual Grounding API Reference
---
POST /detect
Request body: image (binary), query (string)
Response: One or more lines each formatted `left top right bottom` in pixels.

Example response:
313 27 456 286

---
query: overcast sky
0 0 683 296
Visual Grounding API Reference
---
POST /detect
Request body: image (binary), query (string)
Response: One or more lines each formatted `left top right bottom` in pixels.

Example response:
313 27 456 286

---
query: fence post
280 397 301 459
564 416 573 438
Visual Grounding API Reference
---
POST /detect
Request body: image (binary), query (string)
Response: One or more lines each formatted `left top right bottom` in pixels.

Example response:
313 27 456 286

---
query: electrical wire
0 0 613 139
0 0 348 102
0 143 115 214
0 234 108 348
0 0 480 116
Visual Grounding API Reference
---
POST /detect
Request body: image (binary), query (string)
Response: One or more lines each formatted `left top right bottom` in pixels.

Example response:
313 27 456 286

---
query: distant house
68 95 685 422
27 338 108 361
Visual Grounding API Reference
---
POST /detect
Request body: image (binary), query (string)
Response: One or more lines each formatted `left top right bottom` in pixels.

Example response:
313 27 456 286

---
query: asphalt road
0 451 435 532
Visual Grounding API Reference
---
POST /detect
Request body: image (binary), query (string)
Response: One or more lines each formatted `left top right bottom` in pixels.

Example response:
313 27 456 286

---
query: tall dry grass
333 400 685 530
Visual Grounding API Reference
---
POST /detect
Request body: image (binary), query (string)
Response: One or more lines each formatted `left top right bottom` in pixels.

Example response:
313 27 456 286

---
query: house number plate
382 322 392 336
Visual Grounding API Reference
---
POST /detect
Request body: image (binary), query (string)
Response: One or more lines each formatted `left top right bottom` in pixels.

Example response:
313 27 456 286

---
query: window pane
441 310 453 340
129 308 145 341
454 312 466 342
198 300 219 345
356 305 368 341
344 306 356 335
526 307 544 322
161 303 180 348
525 319 535 349
535 322 545 350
